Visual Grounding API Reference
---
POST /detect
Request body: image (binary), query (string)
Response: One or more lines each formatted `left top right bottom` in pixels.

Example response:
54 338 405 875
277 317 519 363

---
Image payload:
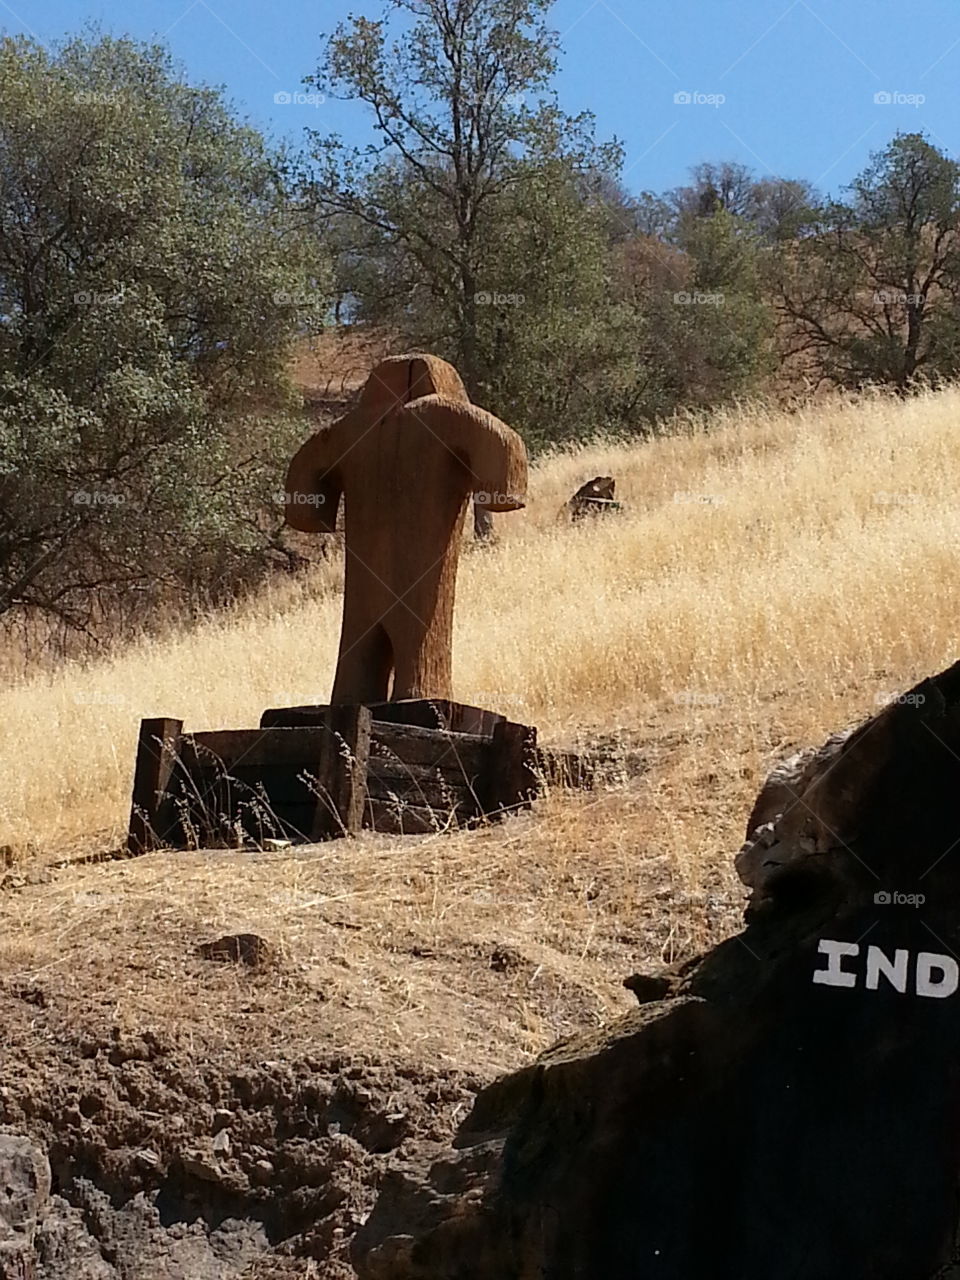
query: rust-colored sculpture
285 354 528 704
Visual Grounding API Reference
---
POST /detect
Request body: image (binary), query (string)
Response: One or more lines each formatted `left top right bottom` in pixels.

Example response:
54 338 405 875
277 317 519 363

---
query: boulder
0 1134 50 1280
353 659 960 1280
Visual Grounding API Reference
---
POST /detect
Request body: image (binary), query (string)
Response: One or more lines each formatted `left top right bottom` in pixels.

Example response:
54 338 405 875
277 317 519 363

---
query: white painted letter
812 939 859 988
865 946 909 993
916 952 959 999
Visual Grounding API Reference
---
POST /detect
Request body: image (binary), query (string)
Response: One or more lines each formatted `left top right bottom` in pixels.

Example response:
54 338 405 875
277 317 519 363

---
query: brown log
371 721 486 772
368 699 505 737
187 764 320 808
127 717 184 854
262 698 507 737
367 763 477 810
184 727 331 770
312 705 372 839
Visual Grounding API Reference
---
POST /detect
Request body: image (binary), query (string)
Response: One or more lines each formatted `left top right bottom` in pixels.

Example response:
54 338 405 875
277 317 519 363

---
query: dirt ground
0 709 778 1277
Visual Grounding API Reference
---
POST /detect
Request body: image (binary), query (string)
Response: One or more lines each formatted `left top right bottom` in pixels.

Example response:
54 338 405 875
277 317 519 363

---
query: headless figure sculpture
284 354 528 704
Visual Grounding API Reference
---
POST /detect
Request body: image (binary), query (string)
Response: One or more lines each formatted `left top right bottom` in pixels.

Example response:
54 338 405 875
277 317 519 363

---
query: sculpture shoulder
402 394 524 446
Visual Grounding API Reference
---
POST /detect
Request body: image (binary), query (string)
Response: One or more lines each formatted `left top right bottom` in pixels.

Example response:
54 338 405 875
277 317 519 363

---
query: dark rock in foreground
354 660 960 1280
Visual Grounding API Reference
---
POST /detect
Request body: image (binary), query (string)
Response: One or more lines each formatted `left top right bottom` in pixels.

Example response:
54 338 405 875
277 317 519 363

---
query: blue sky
4 0 959 198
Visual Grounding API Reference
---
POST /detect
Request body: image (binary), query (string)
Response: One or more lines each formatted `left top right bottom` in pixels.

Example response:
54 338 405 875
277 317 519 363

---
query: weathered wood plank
188 764 320 808
366 765 476 810
261 698 505 737
371 721 486 771
127 717 184 854
184 727 332 770
365 699 504 736
369 757 482 785
312 705 371 839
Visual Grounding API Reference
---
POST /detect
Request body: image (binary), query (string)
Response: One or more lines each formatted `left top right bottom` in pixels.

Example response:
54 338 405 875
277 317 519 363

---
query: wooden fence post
127 717 184 855
483 720 539 817
312 705 372 840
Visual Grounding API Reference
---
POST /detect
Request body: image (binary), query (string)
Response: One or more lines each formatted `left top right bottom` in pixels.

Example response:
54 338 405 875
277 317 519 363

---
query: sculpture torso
285 355 528 705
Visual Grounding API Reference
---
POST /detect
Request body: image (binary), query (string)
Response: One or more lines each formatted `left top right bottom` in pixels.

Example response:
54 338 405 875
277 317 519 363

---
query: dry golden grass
2 385 960 1069
3 384 960 853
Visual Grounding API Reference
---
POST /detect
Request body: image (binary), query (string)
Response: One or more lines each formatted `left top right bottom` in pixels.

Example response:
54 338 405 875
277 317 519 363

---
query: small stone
196 933 276 967
212 1131 231 1156
622 973 673 1005
212 1109 235 1131
180 1151 220 1183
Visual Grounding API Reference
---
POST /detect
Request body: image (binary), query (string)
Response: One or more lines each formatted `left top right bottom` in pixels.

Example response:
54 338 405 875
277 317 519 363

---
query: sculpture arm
284 424 346 533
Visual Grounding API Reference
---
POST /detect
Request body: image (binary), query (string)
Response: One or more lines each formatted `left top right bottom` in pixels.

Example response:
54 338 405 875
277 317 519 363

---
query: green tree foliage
309 3 783 445
0 33 328 637
608 206 773 425
308 0 635 442
770 133 960 389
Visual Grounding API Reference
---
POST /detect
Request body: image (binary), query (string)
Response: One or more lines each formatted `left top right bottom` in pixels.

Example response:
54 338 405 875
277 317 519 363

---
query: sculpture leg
390 610 454 702
330 621 394 704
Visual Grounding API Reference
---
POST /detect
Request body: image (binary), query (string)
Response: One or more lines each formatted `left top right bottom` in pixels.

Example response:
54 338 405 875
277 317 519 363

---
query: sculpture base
125 701 577 852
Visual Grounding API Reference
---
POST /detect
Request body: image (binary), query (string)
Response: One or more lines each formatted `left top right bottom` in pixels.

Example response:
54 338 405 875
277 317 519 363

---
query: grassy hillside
2 384 960 1073
3 385 959 857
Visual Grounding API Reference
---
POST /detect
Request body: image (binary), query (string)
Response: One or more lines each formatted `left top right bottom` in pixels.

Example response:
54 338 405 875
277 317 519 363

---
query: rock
179 1150 221 1184
621 972 673 1004
568 476 620 522
353 658 960 1280
250 1160 274 1186
212 1130 231 1156
196 934 275 967
0 1135 50 1280
0 1135 50 1239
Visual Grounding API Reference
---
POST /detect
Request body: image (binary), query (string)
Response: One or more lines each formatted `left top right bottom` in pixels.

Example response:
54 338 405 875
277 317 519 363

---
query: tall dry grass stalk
2 385 960 854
